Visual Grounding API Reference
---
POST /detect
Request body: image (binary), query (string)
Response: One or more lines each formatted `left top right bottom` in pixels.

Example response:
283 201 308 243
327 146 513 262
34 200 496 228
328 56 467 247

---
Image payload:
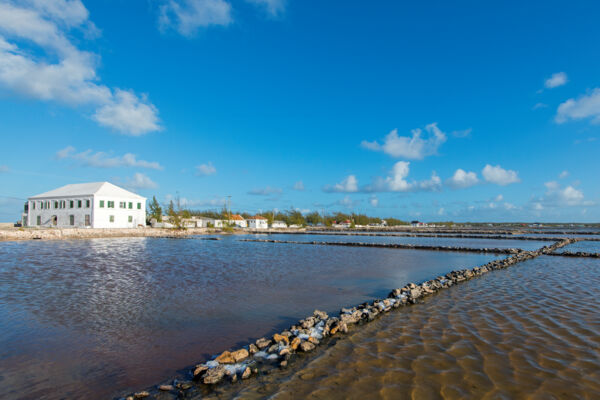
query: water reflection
0 236 500 399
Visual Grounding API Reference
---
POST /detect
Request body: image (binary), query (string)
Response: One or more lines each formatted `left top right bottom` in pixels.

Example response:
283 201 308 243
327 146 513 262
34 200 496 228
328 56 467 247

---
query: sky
0 0 599 223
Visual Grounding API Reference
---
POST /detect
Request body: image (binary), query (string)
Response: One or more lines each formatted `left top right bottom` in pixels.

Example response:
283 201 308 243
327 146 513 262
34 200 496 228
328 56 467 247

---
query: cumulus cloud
369 195 378 207
363 162 441 193
482 164 520 186
293 181 305 191
544 181 588 206
56 146 163 169
0 1 160 135
126 172 158 190
248 186 283 196
246 0 286 16
544 72 568 89
555 88 600 124
446 169 478 189
324 175 359 193
361 123 447 159
159 0 232 36
195 162 217 176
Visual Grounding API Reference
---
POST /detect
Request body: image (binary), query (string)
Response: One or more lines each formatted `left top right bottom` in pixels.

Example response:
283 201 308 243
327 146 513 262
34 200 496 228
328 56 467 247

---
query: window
137 202 141 210
119 202 126 209
128 216 133 223
70 200 74 208
37 216 41 225
85 215 90 226
108 201 115 208
109 215 114 223
32 202 36 210
99 200 105 208
52 215 57 226
77 200 82 208
69 215 75 226
54 201 59 209
85 199 90 208
128 202 133 209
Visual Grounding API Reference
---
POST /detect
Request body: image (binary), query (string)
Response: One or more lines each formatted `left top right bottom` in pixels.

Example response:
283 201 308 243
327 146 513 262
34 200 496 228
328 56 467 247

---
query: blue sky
0 0 599 222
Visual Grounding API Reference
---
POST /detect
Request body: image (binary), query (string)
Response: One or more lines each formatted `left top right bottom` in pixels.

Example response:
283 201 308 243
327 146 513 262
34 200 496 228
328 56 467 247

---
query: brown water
0 236 501 400
215 256 600 399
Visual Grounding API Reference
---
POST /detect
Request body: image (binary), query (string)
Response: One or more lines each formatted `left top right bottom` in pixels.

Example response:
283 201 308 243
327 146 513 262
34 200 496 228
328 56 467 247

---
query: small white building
248 215 268 229
24 182 146 228
271 220 287 229
228 214 247 228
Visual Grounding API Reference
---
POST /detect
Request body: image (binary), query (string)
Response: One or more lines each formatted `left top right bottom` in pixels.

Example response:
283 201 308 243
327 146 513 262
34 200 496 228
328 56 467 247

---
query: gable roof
249 215 267 220
29 182 145 200
229 214 245 221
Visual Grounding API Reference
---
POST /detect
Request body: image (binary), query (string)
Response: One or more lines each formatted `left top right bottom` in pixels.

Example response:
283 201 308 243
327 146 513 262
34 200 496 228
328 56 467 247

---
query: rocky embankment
548 251 600 258
240 238 526 254
120 238 576 400
0 227 214 241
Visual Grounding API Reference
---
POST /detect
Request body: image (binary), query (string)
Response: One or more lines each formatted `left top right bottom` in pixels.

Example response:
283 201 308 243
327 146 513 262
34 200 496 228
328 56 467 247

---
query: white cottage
270 220 287 229
24 182 146 228
247 215 268 229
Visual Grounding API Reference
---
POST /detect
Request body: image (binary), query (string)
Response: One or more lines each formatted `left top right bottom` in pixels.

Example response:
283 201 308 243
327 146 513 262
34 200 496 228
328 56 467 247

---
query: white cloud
293 180 305 191
0 165 9 173
246 0 286 16
369 195 378 207
494 194 504 202
159 0 232 36
385 161 411 191
533 102 548 110
56 146 163 169
248 186 283 196
544 181 587 206
324 175 359 193
0 1 160 135
361 123 447 159
451 128 472 138
446 169 478 189
126 173 158 190
544 72 568 89
195 162 217 176
337 195 356 208
482 164 520 186
556 88 600 124
416 172 442 191
437 207 445 216
559 170 569 179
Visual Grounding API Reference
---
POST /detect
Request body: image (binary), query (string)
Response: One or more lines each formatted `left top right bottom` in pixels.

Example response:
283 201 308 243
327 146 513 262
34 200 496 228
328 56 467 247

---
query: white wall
248 219 268 229
93 197 146 228
27 198 93 228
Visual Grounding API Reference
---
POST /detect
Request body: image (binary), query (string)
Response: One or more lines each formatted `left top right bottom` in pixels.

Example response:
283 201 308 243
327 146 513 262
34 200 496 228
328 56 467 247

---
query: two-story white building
24 182 146 228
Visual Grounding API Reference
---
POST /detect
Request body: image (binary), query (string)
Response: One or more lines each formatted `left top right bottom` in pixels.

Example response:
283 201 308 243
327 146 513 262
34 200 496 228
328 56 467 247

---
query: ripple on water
213 256 600 400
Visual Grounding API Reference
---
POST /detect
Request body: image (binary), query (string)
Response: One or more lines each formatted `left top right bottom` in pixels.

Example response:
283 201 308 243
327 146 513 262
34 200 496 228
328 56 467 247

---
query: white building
248 215 268 229
270 220 287 229
24 182 146 228
228 214 247 228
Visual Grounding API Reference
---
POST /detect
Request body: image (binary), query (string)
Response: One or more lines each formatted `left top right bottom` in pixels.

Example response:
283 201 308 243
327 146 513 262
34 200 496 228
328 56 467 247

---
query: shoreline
120 238 578 399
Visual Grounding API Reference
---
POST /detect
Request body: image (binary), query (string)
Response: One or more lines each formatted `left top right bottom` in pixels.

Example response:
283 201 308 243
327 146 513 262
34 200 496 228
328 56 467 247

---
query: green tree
148 196 162 222
167 200 184 229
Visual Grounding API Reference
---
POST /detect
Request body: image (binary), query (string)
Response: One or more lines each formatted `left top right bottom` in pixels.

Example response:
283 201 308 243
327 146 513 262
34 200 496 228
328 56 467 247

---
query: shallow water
0 236 501 400
553 240 600 253
260 233 551 251
219 256 600 399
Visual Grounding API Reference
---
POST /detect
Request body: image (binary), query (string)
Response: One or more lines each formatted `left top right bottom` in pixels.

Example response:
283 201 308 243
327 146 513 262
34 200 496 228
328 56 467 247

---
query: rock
134 392 149 399
273 333 289 345
268 344 280 353
178 382 192 390
313 309 328 320
248 344 259 354
300 341 315 352
340 322 348 333
203 365 226 385
242 367 252 379
215 351 235 364
193 365 208 378
280 360 288 368
279 347 290 356
256 337 271 349
291 337 301 350
330 324 339 335
158 384 174 391
301 317 317 329
308 336 319 345
231 374 238 383
231 348 249 362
